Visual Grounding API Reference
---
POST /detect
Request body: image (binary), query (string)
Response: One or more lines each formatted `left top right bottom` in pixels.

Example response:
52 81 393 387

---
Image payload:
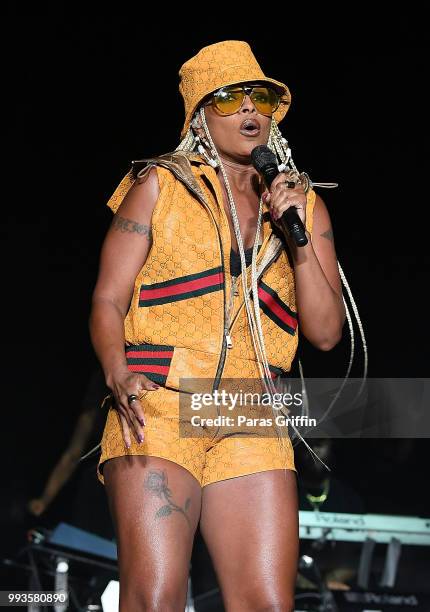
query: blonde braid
175 125 197 152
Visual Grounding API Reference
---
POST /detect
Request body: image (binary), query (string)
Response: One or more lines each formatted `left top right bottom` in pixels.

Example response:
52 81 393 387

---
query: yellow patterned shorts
97 383 296 487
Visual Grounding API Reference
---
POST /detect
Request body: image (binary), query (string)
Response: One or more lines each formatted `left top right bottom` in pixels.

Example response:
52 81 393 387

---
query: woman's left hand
262 173 307 231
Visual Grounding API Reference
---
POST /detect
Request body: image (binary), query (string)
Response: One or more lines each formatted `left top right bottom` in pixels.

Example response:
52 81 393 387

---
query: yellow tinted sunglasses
206 84 281 116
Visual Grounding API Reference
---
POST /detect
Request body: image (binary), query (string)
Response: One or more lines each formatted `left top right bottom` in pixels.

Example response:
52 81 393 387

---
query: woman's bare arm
289 193 345 350
89 167 161 446
90 168 159 382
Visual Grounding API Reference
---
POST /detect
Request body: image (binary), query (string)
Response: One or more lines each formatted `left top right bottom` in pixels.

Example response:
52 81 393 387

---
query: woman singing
90 40 345 611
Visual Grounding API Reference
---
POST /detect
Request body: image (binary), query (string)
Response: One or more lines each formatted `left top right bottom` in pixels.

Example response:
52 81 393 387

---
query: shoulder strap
106 151 209 214
132 151 208 204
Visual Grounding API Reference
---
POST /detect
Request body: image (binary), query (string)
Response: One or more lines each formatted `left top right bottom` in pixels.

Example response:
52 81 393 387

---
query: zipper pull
226 333 233 349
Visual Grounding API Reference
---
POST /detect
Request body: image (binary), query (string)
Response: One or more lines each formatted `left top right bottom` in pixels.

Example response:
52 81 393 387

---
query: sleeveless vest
106 151 316 391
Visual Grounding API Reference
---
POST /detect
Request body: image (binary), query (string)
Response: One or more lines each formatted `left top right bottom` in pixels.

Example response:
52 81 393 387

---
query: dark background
3 8 428 567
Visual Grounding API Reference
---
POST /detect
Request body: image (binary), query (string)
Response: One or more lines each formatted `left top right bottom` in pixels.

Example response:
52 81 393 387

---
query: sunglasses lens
211 86 281 116
251 87 280 115
212 88 244 114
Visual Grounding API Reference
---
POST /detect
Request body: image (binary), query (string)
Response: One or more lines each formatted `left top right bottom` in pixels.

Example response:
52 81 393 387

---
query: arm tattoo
144 470 191 528
320 227 334 242
112 214 152 240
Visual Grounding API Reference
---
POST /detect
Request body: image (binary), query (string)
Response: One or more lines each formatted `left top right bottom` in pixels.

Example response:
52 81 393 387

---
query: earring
191 110 218 168
200 109 220 168
197 141 219 168
269 119 293 172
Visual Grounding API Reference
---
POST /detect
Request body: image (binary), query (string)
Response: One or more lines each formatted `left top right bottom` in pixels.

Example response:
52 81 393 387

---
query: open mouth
239 118 261 137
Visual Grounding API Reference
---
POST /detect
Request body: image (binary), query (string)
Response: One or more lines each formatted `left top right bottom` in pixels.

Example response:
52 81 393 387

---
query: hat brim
180 77 291 139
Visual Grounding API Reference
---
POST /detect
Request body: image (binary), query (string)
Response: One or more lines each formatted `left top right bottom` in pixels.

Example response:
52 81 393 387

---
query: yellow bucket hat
178 40 291 139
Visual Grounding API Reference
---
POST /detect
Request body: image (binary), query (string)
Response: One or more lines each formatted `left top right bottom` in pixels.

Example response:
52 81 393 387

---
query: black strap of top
230 245 261 277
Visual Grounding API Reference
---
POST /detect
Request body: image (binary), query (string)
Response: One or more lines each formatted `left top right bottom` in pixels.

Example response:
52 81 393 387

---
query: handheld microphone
251 145 308 247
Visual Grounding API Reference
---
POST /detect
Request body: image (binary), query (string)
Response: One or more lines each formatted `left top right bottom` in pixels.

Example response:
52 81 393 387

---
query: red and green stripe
125 343 174 385
139 267 224 307
257 280 298 336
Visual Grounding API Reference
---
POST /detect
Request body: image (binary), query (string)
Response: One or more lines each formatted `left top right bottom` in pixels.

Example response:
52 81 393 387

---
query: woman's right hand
107 368 160 448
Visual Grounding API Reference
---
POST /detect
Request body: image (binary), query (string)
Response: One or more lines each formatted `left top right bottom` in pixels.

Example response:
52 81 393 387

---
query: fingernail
138 417 145 426
151 384 160 390
126 442 131 449
138 434 144 443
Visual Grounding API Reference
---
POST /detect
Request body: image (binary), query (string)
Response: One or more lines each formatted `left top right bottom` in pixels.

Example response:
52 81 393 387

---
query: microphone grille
251 145 277 172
